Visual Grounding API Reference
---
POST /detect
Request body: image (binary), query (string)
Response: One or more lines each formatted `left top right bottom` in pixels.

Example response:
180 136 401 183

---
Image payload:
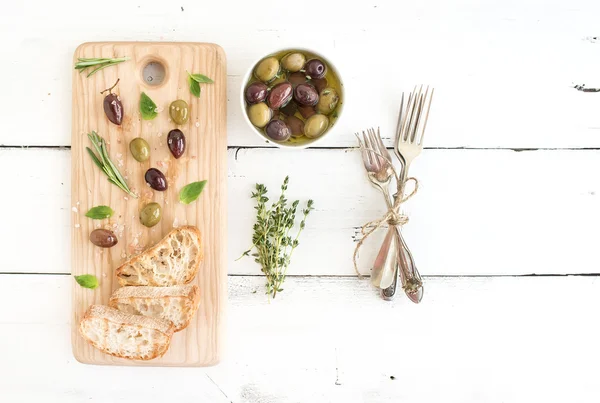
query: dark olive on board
167 129 186 159
90 229 118 248
101 79 123 125
145 168 168 191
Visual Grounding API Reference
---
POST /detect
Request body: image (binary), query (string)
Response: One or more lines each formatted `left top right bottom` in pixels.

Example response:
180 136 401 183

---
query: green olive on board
248 102 272 128
139 202 162 227
304 114 329 138
281 52 306 72
129 137 150 162
254 57 280 82
169 99 189 125
316 88 340 115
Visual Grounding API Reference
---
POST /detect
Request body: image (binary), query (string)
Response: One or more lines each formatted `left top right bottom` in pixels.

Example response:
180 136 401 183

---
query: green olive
248 102 272 128
281 52 306 73
139 202 162 227
169 99 189 125
304 114 329 139
254 57 280 83
316 88 340 115
129 137 150 162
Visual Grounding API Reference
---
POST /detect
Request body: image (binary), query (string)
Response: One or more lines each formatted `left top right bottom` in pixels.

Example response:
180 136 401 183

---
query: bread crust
79 305 175 360
115 226 203 286
108 285 201 331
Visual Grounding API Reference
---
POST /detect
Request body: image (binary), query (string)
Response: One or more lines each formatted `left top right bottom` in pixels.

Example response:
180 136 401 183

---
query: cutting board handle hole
141 59 167 87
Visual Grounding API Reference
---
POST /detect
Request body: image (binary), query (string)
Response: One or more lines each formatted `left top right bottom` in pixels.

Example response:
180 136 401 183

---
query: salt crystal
102 273 107 278
121 252 127 259
76 201 80 206
157 132 163 137
72 207 78 213
116 153 122 158
113 223 118 228
74 223 80 228
195 122 200 127
173 218 179 228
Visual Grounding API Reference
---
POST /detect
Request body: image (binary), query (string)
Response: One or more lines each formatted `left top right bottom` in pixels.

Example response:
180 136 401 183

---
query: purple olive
265 119 292 142
311 77 328 93
280 100 298 117
267 82 293 110
285 116 305 137
167 129 186 159
103 93 123 125
294 83 319 106
298 105 316 119
288 72 307 88
245 82 269 104
90 229 118 248
145 168 168 191
305 59 327 79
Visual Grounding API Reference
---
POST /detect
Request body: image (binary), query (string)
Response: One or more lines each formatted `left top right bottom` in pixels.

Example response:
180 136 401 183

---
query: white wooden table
2 1 600 401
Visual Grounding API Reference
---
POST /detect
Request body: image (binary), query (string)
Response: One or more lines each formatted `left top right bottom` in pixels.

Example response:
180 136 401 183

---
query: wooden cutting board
71 42 227 366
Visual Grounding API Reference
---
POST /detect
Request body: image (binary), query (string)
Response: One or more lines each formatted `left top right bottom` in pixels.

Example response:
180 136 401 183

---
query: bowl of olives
241 48 344 148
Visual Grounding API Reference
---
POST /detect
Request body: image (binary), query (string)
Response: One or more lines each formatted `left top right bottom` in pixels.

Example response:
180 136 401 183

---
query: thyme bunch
239 176 314 299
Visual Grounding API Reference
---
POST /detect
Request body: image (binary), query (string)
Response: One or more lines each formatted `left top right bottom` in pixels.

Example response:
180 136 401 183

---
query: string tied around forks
353 176 419 278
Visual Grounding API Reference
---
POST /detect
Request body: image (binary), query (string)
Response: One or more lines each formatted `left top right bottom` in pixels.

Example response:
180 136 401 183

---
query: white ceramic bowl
240 48 344 149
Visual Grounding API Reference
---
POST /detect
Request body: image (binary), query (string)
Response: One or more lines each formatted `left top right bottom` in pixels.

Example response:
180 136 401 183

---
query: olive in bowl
241 48 344 148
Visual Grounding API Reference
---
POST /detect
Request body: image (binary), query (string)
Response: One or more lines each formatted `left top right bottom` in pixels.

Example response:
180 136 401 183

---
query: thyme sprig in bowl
239 176 314 299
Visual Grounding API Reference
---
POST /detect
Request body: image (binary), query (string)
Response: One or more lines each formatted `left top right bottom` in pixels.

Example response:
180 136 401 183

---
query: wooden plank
71 42 227 366
2 0 600 148
0 274 598 402
3 147 600 276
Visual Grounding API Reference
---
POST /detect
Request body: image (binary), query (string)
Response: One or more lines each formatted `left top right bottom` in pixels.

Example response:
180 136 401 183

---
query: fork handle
382 226 423 303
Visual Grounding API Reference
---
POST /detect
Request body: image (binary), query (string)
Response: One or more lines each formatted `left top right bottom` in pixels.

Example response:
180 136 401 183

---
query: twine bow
353 177 419 278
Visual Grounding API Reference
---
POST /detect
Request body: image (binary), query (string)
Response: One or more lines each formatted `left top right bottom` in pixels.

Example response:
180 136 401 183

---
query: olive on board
312 77 328 93
304 114 329 138
140 202 162 227
304 59 327 79
316 88 340 115
265 119 292 142
294 83 319 106
169 99 189 125
285 116 305 137
280 100 298 117
145 168 168 191
288 72 308 88
103 93 123 125
298 104 316 119
254 57 280 83
245 82 269 104
281 52 306 72
90 229 118 248
129 137 150 162
267 82 293 110
167 129 186 159
248 102 272 128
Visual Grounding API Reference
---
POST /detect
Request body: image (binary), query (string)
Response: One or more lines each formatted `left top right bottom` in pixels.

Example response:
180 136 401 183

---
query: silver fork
356 128 399 289
385 85 434 303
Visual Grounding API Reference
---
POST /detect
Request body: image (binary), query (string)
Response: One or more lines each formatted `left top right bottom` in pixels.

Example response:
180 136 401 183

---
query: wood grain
71 42 227 366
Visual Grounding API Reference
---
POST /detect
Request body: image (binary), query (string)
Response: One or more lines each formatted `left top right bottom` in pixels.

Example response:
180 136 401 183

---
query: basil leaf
85 205 114 219
188 76 201 98
74 274 99 289
179 180 207 204
187 71 214 84
140 92 158 120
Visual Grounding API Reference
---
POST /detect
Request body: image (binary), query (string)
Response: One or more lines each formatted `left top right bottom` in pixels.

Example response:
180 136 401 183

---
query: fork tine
362 130 377 168
400 92 414 142
410 92 425 144
374 127 389 160
395 93 405 142
417 88 434 145
367 128 385 168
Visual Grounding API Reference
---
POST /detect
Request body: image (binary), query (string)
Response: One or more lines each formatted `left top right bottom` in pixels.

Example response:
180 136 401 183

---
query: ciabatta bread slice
79 305 174 360
109 285 200 332
116 226 203 286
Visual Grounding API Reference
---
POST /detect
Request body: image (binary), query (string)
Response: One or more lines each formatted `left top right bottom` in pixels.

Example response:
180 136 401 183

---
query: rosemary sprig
74 57 129 77
86 131 137 198
238 176 314 299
